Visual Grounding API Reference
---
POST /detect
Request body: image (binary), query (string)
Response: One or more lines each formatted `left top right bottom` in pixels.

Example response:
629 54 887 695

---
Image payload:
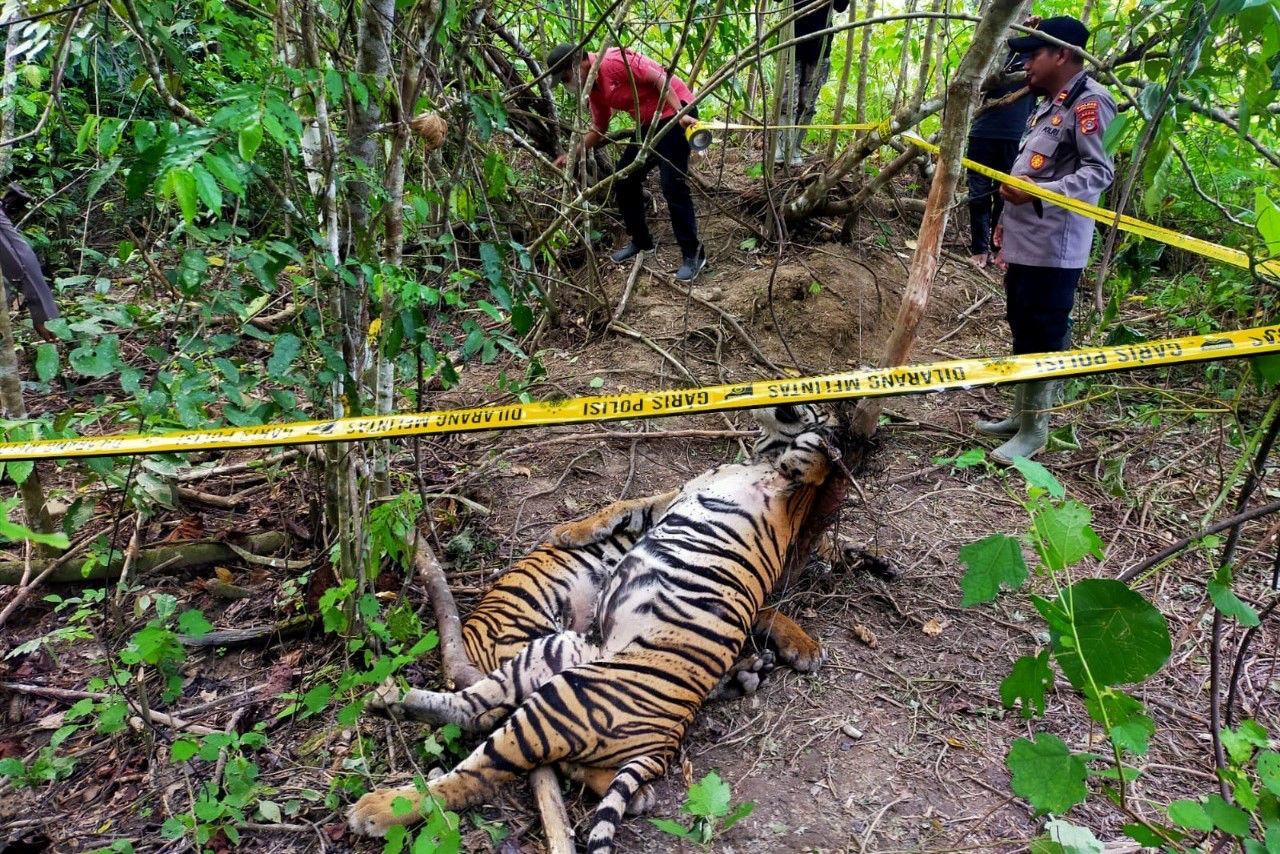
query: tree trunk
849 0 1023 438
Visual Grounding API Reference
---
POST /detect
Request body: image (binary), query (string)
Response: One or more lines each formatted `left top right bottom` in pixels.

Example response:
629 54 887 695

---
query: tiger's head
750 404 835 460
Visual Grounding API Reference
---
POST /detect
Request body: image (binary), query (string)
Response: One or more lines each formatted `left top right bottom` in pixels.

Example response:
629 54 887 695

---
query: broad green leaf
257 800 282 823
1257 191 1280 256
1258 750 1280 795
1255 354 1280 388
169 168 197 224
176 609 213 639
267 333 302 379
1013 457 1065 498
1045 818 1102 854
1038 579 1171 690
684 771 731 818
1007 733 1088 814
6 459 31 485
69 335 122 377
958 534 1028 605
1101 112 1131 155
511 303 533 335
999 650 1052 718
192 162 222 213
34 343 58 382
1208 566 1260 626
1221 720 1269 765
238 121 264 162
1031 501 1104 571
722 800 754 830
1167 799 1213 831
302 682 332 714
0 511 70 549
85 157 121 203
170 739 199 761
1204 794 1251 836
1123 822 1181 847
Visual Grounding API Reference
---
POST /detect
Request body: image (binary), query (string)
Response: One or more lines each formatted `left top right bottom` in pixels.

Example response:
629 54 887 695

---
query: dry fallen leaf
681 755 694 788
945 736 967 749
922 617 947 636
510 466 532 478
904 238 919 250
852 624 878 648
214 567 234 583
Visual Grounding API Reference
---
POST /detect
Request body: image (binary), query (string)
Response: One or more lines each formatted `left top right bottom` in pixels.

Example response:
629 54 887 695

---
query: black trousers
1004 264 1081 355
965 136 1019 256
614 113 700 258
0 208 56 327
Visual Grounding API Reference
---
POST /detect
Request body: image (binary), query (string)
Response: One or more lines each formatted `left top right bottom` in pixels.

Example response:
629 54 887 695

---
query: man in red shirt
547 44 706 282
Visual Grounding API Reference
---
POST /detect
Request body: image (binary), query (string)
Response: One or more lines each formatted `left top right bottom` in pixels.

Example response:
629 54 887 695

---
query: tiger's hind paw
626 783 657 816
710 649 776 700
348 785 421 837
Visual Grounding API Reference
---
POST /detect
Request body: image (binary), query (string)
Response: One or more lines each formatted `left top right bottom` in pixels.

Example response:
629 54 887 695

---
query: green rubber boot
991 380 1053 466
975 384 1024 437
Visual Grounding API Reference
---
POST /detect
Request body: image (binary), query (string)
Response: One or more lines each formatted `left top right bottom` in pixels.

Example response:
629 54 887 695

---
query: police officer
977 16 1115 465
965 50 1034 268
775 0 849 166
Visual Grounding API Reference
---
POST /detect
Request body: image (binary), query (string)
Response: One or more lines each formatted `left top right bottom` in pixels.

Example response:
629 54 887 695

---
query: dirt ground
2 149 1277 853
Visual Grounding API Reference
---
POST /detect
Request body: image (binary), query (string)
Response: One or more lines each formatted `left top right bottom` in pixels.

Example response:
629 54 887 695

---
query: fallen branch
0 531 289 585
411 530 573 854
5 683 219 736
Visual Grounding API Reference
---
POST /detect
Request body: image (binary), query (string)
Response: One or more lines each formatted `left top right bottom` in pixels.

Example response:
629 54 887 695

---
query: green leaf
34 343 59 382
1122 822 1180 847
6 459 31 485
192 162 222 213
648 818 696 839
1257 190 1280 257
1083 688 1154 755
302 683 332 714
1168 799 1213 831
176 609 213 639
1255 354 1280 388
1204 794 1252 836
722 800 754 830
170 739 199 761
1221 720 1270 765
239 121 264 162
1257 750 1280 795
958 534 1028 605
267 333 302 379
684 771 731 819
69 335 122 377
1044 818 1102 854
999 650 1052 718
0 509 70 549
0 757 23 777
1012 457 1065 498
1208 566 1260 627
1101 111 1131 155
510 303 533 335
1031 501 1104 571
258 800 282 823
479 242 503 286
1007 733 1088 815
169 168 197 224
1040 579 1171 690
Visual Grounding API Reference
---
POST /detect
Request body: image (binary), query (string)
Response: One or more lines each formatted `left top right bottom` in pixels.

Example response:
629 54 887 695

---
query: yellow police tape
900 134 1280 279
1 325 1278 462
686 119 1280 279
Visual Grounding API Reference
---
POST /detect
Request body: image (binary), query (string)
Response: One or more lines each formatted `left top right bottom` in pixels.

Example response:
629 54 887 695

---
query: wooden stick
411 531 574 853
612 255 647 323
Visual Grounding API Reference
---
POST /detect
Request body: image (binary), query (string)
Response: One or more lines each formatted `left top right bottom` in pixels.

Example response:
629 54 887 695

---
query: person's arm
553 93 611 168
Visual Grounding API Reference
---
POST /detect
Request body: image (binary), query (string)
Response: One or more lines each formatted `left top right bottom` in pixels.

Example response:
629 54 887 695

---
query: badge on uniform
1029 152 1046 170
1051 114 1063 126
1075 100 1100 135
1055 89 1068 104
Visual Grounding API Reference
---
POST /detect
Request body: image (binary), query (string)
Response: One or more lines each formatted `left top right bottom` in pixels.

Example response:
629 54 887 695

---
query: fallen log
0 531 290 585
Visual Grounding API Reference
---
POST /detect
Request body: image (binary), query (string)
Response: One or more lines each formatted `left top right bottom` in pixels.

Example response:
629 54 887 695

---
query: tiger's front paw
710 649 777 700
776 636 826 674
347 786 421 837
365 682 409 718
548 518 601 547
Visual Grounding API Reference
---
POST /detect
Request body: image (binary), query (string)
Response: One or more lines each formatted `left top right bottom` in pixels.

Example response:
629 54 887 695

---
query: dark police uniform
0 206 57 334
966 60 1035 258
999 69 1115 354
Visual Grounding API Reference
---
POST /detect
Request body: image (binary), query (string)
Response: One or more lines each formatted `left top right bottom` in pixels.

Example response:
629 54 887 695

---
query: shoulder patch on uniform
1075 100 1100 135
1029 152 1046 170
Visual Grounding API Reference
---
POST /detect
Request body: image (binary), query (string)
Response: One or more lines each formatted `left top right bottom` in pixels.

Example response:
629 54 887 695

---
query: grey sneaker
610 242 654 264
675 249 707 282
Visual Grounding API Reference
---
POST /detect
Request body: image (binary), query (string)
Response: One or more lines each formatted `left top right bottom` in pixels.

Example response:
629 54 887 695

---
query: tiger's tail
586 755 669 854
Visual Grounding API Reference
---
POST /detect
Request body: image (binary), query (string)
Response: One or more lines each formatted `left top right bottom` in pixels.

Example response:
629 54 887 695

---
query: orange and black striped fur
349 404 835 851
